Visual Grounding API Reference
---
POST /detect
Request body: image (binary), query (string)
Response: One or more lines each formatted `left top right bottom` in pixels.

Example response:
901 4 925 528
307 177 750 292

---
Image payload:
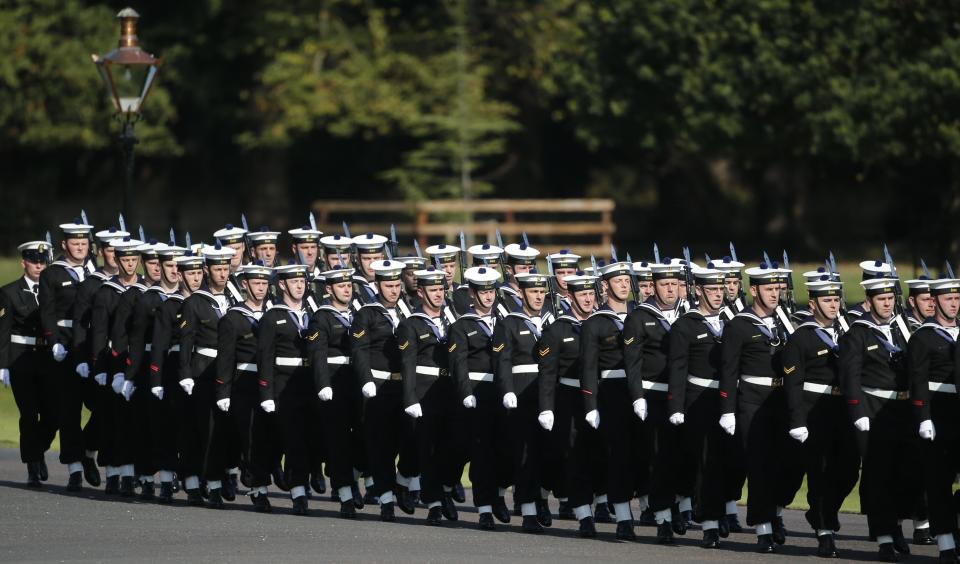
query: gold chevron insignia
492 344 504 352
398 341 409 350
623 337 635 345
783 366 796 374
307 332 319 341
179 320 187 328
352 329 365 339
538 347 550 357
447 343 457 353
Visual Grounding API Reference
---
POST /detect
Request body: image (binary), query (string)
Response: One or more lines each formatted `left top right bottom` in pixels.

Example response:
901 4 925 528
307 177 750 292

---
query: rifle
590 255 603 305
495 228 509 283
625 252 641 307
782 250 797 314
240 213 255 263
682 246 697 310
433 255 457 325
458 231 468 286
760 249 794 334
883 244 912 342
728 241 747 307
386 243 414 316
80 208 97 267
389 224 400 260
342 221 359 272
545 256 562 319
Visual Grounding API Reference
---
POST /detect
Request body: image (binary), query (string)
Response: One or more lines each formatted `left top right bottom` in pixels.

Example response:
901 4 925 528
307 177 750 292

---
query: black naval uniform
907 321 959 540
782 320 859 534
0 276 57 468
148 292 185 480
839 316 921 540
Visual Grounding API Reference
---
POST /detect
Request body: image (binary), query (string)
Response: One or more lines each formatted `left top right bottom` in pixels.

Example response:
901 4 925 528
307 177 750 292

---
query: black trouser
467 381 514 508
856 396 923 538
551 383 603 508
95 373 120 467
55 352 100 465
921 394 960 536
679 388 728 522
228 376 274 487
599 379 643 505
414 376 459 505
276 367 316 490
150 352 180 473
130 371 156 477
10 350 58 463
319 366 360 492
396 414 420 485
643 392 680 513
508 381 543 505
364 379 404 500
802 394 860 532
176 373 213 480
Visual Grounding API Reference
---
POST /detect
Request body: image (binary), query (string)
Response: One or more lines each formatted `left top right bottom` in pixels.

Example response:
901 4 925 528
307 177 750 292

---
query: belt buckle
391 372 402 381
772 377 783 388
831 386 842 396
303 359 310 367
439 368 448 377
896 391 909 400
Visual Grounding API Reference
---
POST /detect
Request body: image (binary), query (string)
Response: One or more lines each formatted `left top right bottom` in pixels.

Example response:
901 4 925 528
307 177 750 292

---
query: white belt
511 364 538 374
862 387 910 400
742 375 782 387
468 372 494 382
600 369 626 379
236 363 257 372
371 369 402 381
327 356 350 365
10 335 37 345
642 380 668 392
276 357 307 367
196 347 218 358
57 319 73 328
802 382 842 395
928 382 957 394
559 377 580 388
144 344 152 352
415 366 445 376
687 375 718 389
169 345 180 352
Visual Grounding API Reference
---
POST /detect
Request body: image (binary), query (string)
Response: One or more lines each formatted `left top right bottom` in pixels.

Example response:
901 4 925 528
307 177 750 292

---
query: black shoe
892 525 911 554
66 471 82 492
104 475 120 495
251 492 272 513
772 516 786 545
292 495 308 515
26 463 41 488
940 548 960 563
757 533 775 553
186 488 205 506
310 472 326 495
522 515 544 534
493 496 511 524
36 460 49 482
558 500 574 520
380 502 396 522
222 475 238 501
535 498 552 527
878 543 899 562
727 513 744 533
638 507 657 526
616 520 637 541
479 512 496 531
718 516 730 538
426 506 443 526
352 482 364 509
208 488 224 509
441 493 459 522
671 507 687 536
594 502 614 523
817 534 839 558
81 457 100 487
158 483 174 503
579 516 597 538
658 521 676 544
409 489 421 506
914 528 936 545
364 490 379 505
702 528 721 549
339 500 356 519
139 481 155 501
272 466 289 492
119 476 135 497
396 485 416 515
452 482 465 503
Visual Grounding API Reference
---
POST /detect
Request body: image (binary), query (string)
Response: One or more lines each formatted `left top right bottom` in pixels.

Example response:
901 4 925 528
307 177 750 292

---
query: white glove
585 409 600 429
179 378 195 396
919 419 936 441
317 387 333 401
260 399 276 413
120 380 135 401
854 417 870 432
538 410 554 431
789 427 809 443
719 413 736 436
111 374 124 394
94 373 107 386
52 343 67 362
633 398 648 421
216 398 231 412
0 368 9 388
75 363 90 378
502 392 518 409
462 395 477 409
669 412 685 426
361 382 377 398
404 403 423 418
151 386 164 400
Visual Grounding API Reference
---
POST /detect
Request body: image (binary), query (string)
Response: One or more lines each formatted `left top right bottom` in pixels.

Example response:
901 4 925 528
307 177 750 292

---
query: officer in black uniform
907 278 960 562
782 276 859 558
493 270 551 533
0 241 55 487
449 265 512 530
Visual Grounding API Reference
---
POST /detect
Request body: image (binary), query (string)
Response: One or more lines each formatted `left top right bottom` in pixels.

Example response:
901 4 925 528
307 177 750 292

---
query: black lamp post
91 7 162 219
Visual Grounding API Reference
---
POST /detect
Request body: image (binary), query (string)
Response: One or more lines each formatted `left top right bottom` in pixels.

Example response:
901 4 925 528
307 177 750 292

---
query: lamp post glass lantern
91 7 162 218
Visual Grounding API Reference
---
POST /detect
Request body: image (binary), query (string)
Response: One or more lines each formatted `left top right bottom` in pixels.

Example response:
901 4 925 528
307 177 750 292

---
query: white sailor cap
563 273 598 292
860 277 898 296
802 266 840 283
504 243 540 265
320 234 353 251
18 241 52 263
690 265 725 285
598 261 632 280
859 260 893 280
426 244 459 264
273 262 308 279
905 277 932 295
236 262 273 280
928 278 960 296
464 266 502 290
175 252 204 271
397 255 429 270
630 261 653 281
353 233 388 253
649 260 685 280
248 227 281 246
546 249 580 268
110 237 145 257
711 256 745 278
213 224 247 245
515 271 549 288
745 263 788 285
156 244 188 261
805 277 843 297
201 242 236 265
371 259 404 280
59 219 95 238
95 227 130 244
468 243 503 265
138 239 162 259
414 267 447 286
288 226 323 243
321 265 355 283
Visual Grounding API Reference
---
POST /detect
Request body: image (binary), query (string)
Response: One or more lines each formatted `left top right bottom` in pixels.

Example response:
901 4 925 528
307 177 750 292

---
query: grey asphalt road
0 449 941 563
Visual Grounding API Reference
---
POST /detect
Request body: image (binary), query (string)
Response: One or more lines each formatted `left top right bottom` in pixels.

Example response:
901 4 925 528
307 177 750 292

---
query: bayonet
729 241 739 263
610 244 619 263
309 212 318 232
920 258 931 279
653 243 660 264
118 213 127 234
139 225 146 243
169 228 176 246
